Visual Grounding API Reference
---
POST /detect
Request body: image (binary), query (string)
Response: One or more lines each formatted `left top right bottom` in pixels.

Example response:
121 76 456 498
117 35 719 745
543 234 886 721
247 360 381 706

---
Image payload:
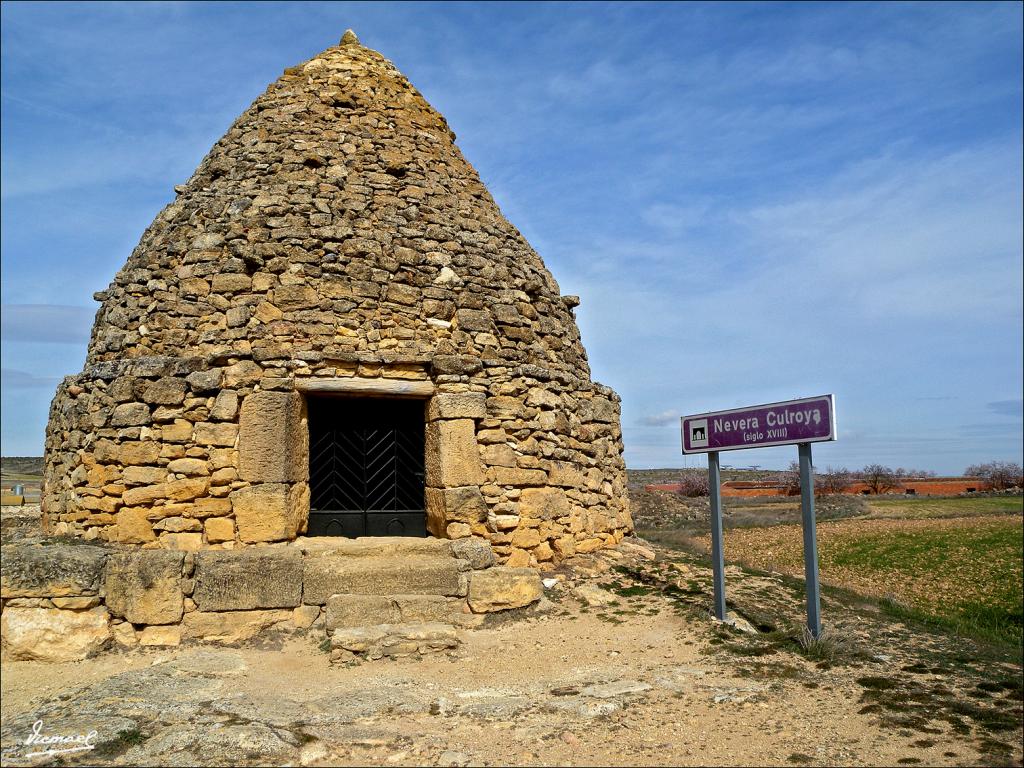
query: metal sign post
798 442 822 637
707 451 727 621
680 395 836 638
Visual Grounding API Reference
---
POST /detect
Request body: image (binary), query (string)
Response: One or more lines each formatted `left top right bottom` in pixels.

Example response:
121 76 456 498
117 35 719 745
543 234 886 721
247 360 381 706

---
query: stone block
590 397 618 423
121 483 165 506
138 625 182 647
160 532 203 551
111 621 138 647
115 508 157 543
325 594 399 629
223 360 262 387
153 517 202 533
549 461 586 488
115 441 162 465
329 622 460 660
504 544 533 566
161 419 194 442
1 607 110 661
303 554 463 605
431 355 483 376
446 522 472 538
186 368 222 393
393 594 463 623
182 609 290 643
51 596 101 609
323 594 460 630
104 550 184 625
425 419 483 487
195 422 238 447
209 390 239 420
519 487 570 519
467 567 542 612
482 444 517 467
110 402 151 427
1 543 108 598
490 467 547 487
449 538 497 569
425 486 486 537
427 393 486 421
238 391 307 483
211 273 252 293
292 605 320 629
166 458 210 476
193 549 302 610
204 517 235 543
511 527 542 549
274 284 319 310
454 308 492 332
193 497 233 517
143 377 187 405
122 466 168 486
231 482 308 543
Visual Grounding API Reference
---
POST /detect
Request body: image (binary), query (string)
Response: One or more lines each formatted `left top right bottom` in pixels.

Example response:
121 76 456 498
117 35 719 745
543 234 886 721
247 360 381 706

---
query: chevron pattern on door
307 397 426 538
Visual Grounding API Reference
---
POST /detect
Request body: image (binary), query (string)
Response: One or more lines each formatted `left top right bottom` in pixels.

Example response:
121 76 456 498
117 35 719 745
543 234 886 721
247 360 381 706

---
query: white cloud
638 410 680 427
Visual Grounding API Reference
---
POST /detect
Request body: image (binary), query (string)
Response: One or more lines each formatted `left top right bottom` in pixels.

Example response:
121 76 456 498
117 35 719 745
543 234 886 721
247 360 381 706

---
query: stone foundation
0 537 540 662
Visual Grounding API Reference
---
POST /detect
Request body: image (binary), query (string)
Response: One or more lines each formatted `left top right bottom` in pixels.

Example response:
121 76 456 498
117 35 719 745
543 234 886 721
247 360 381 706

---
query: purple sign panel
681 395 836 454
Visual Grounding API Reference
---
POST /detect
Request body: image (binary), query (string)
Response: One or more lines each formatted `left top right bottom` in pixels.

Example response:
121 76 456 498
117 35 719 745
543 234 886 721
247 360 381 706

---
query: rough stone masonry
41 30 632 568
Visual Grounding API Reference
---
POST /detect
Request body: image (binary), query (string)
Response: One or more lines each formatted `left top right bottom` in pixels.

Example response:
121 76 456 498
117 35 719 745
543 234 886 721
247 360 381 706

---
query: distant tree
676 470 709 497
781 461 802 496
964 461 1024 491
860 464 901 494
816 466 853 495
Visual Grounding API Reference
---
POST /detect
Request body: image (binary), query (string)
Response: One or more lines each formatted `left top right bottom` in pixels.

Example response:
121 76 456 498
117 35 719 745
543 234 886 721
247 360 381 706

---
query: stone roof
86 30 591 381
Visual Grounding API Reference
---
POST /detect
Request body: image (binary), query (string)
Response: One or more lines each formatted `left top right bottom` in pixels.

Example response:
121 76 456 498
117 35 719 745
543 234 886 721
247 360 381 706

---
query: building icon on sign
689 419 708 448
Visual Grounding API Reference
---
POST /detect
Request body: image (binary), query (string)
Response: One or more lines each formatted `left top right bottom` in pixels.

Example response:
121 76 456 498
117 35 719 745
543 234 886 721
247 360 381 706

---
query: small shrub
797 626 849 664
115 728 146 746
676 471 709 497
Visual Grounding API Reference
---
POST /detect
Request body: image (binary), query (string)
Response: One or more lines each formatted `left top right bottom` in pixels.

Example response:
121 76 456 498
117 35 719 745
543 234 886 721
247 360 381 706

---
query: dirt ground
2 537 1022 767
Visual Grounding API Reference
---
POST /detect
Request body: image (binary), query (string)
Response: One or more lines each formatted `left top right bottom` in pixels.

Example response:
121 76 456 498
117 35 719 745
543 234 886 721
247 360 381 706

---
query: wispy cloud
638 410 680 427
0 368 60 390
988 399 1024 419
0 305 94 344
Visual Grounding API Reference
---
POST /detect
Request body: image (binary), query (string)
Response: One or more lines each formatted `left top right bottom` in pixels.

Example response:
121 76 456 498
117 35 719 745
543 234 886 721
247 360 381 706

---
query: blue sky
2 1 1022 473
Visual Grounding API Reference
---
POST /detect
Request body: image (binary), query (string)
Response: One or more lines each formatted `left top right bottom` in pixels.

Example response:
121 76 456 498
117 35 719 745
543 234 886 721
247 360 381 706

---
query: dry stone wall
42 31 631 566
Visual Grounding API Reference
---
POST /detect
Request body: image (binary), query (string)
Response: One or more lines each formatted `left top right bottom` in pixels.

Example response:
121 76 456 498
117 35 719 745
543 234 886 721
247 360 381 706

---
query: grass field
866 495 1023 519
693 496 1023 645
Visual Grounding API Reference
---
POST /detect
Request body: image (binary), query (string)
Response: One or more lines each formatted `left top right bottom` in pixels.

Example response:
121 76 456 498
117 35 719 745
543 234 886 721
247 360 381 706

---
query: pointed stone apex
340 29 359 47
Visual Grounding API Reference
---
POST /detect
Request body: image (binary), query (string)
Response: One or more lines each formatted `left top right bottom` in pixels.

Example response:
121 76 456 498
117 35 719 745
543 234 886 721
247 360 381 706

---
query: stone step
303 554 465 604
325 593 466 630
329 621 461 662
292 536 453 558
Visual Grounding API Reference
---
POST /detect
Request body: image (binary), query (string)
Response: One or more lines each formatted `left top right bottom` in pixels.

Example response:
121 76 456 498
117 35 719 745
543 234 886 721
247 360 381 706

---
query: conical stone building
43 31 631 567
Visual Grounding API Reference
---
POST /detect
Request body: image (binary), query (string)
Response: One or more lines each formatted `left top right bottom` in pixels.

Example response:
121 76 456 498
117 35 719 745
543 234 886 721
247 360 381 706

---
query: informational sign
680 393 838 637
681 394 836 454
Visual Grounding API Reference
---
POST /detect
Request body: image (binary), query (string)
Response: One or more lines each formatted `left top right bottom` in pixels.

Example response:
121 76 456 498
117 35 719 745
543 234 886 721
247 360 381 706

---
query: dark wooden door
307 397 426 538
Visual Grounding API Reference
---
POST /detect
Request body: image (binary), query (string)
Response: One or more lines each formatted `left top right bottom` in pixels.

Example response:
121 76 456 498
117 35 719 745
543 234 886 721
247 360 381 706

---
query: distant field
706 509 1023 644
866 495 1023 519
